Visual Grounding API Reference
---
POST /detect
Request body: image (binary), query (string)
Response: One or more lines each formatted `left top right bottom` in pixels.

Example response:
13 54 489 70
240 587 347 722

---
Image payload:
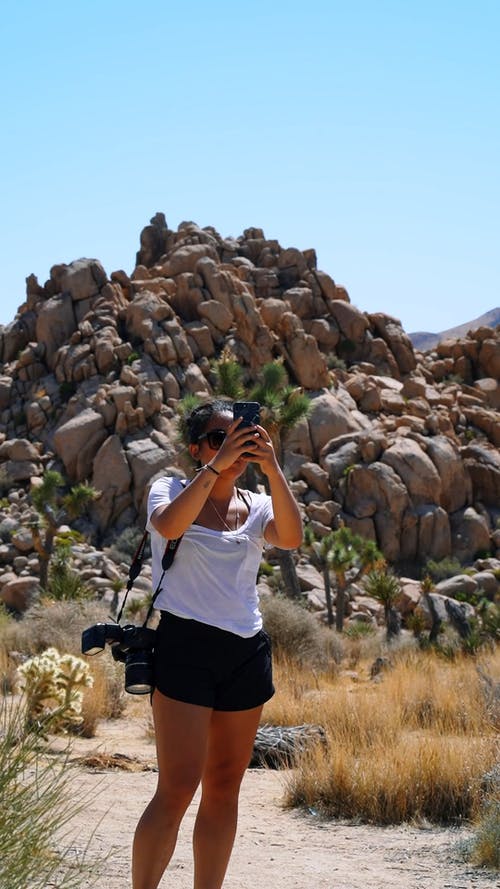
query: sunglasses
197 429 227 450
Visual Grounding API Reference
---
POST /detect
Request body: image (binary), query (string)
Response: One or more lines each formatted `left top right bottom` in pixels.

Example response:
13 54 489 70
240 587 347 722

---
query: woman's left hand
243 425 280 475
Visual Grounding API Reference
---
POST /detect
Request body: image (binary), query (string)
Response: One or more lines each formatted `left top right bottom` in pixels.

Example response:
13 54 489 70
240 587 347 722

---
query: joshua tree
363 564 402 640
29 470 98 589
322 526 381 631
249 359 311 463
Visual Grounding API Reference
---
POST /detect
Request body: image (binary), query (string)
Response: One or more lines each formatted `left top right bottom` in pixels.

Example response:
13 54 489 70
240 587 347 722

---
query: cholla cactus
18 647 93 733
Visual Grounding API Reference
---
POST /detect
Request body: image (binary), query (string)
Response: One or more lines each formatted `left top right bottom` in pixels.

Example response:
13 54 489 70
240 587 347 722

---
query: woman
132 399 303 889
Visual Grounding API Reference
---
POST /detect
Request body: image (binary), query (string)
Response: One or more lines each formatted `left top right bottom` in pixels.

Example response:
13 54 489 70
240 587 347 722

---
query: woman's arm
150 468 219 540
249 426 303 548
262 462 303 549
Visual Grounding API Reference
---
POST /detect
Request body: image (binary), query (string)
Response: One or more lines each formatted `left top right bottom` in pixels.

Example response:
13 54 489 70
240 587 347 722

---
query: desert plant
363 566 402 640
0 695 97 888
322 526 381 631
261 594 342 670
46 540 93 601
18 647 93 733
274 648 500 825
211 346 245 399
0 599 110 660
465 797 500 868
107 526 150 565
424 556 463 582
29 470 99 588
249 359 311 462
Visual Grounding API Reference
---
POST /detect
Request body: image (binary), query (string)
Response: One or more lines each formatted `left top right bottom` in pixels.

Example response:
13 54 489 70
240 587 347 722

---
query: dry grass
0 600 126 737
79 658 126 737
264 646 500 825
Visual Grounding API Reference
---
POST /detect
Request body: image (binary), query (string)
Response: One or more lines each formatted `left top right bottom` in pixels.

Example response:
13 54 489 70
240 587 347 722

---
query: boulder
0 438 40 462
344 462 410 561
435 575 478 599
91 435 133 530
35 292 77 367
450 507 491 562
461 444 500 508
0 576 40 612
49 258 108 302
308 390 364 457
425 436 471 512
382 438 442 506
329 300 370 344
53 409 107 480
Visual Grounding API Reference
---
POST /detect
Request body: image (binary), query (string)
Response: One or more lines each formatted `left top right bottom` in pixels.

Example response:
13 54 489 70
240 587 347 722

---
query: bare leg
193 705 263 889
132 692 213 889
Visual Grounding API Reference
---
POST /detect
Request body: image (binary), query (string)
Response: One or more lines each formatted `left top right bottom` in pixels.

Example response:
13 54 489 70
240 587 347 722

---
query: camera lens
124 651 154 695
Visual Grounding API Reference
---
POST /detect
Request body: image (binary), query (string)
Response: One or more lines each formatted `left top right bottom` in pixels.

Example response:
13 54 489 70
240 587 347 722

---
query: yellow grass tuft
265 647 500 825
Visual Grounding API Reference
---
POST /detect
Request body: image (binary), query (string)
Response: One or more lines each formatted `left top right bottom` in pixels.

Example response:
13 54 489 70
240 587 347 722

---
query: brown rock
53 408 107 480
382 438 442 506
1 576 40 612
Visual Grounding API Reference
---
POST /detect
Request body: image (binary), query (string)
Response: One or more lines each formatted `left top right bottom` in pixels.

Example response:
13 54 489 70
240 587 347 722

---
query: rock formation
0 212 499 617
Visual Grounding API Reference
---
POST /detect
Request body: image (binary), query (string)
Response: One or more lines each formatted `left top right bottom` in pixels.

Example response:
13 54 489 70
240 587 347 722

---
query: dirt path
59 716 498 889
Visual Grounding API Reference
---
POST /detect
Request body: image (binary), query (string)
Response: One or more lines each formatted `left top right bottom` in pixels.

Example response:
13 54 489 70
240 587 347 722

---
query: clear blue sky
1 0 499 333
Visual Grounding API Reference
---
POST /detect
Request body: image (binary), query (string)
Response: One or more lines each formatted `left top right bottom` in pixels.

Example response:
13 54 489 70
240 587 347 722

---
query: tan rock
474 377 500 410
479 338 500 378
1 576 40 612
461 443 500 507
309 390 364 456
369 313 417 375
329 300 370 344
450 507 491 562
35 292 77 368
382 438 442 506
160 244 219 277
91 435 132 530
53 408 107 480
425 436 472 512
344 462 410 561
197 300 234 333
298 463 331 498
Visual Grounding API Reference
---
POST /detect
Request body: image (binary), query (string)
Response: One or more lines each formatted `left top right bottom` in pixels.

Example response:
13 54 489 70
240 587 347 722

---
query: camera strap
116 480 187 626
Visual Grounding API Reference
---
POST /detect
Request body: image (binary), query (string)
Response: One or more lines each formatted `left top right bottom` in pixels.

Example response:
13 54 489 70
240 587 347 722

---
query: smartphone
233 402 260 458
233 402 260 428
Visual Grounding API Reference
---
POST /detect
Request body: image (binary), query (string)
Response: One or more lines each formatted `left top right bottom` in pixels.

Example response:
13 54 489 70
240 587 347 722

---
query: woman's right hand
210 419 260 473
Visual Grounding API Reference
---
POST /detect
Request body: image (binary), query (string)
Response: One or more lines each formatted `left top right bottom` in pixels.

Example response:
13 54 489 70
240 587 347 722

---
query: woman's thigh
152 690 213 793
202 705 263 792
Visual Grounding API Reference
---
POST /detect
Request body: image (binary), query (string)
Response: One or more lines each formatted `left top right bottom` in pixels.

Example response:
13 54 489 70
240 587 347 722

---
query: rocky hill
0 212 499 618
409 307 500 352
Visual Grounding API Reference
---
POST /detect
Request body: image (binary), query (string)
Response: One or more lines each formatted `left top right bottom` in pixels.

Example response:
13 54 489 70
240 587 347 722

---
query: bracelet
195 463 220 477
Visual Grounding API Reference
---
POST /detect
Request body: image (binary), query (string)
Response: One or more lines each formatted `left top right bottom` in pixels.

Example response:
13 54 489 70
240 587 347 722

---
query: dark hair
184 399 233 444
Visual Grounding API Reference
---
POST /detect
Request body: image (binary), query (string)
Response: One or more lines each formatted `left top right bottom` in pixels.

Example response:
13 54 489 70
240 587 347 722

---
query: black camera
81 622 156 695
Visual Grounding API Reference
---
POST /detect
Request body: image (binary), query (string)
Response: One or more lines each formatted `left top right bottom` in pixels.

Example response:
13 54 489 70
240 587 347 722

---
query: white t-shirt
147 476 274 637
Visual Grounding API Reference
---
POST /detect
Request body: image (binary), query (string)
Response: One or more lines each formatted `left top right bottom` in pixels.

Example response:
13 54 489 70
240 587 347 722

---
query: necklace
208 493 240 537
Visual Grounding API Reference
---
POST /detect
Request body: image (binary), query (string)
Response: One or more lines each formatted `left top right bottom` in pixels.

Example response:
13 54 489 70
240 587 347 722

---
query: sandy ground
57 712 498 889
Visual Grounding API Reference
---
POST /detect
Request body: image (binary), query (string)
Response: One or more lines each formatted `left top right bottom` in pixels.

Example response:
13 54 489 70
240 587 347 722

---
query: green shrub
465 797 500 869
423 557 463 583
0 696 98 888
107 526 149 565
261 594 342 669
0 600 109 660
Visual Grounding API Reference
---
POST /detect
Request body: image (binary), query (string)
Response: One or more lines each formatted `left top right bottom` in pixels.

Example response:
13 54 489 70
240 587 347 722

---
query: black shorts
153 611 274 711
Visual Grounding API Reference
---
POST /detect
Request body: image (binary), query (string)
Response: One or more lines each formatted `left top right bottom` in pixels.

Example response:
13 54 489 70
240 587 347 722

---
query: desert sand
60 712 498 889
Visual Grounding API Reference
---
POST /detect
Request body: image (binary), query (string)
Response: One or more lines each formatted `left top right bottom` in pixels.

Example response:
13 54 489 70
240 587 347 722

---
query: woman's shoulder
149 474 186 498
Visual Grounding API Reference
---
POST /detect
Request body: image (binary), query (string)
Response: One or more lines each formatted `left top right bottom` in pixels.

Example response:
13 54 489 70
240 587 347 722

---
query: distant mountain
409 307 500 352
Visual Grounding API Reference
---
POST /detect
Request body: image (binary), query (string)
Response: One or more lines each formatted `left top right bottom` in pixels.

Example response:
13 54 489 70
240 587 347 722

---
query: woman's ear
189 443 200 461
